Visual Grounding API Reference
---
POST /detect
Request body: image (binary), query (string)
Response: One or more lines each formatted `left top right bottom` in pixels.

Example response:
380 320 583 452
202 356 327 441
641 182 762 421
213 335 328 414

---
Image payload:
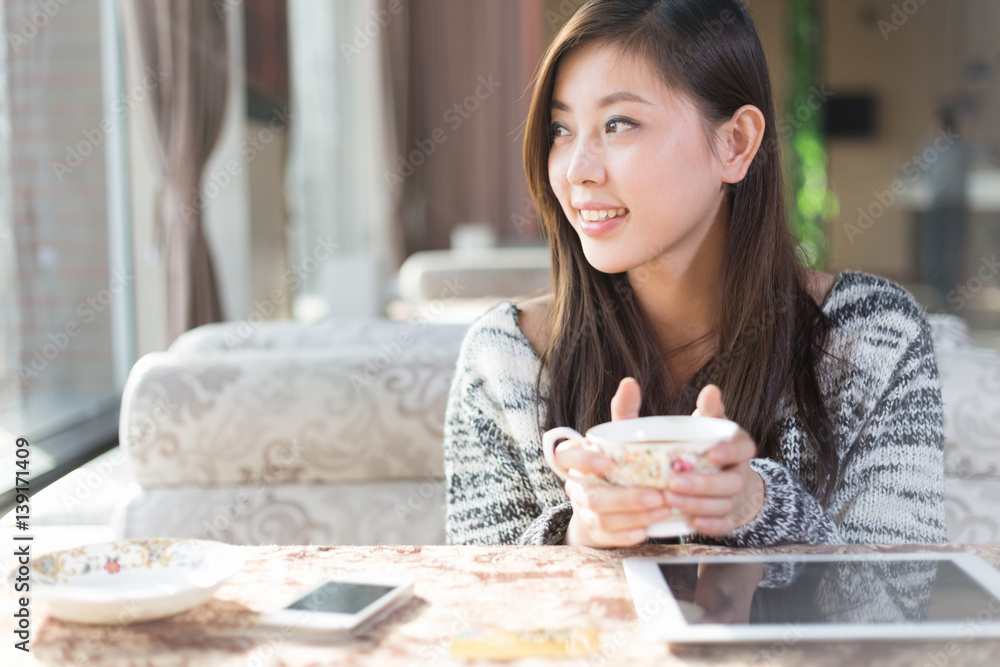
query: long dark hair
523 0 840 504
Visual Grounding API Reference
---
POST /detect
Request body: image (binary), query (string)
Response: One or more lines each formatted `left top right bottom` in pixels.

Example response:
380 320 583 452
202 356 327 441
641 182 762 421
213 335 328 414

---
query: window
0 0 134 508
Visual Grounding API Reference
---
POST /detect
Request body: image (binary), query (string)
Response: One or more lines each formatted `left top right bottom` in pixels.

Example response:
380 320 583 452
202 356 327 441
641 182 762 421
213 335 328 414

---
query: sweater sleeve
696 300 945 548
443 313 572 545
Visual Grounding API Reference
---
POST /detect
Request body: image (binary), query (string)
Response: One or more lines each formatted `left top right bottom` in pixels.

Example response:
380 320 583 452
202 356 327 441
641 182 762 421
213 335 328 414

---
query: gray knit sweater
443 271 946 547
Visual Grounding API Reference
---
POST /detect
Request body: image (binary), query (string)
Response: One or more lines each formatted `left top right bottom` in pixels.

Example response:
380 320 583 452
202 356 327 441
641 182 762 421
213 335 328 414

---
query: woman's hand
675 384 765 536
559 377 675 548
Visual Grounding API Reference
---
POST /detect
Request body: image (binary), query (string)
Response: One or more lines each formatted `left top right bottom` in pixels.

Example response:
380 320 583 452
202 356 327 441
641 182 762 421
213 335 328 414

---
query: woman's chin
580 251 634 275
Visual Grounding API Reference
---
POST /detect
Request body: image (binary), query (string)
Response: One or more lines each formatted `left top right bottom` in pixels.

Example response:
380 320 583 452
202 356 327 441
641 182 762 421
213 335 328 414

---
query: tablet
622 552 1000 643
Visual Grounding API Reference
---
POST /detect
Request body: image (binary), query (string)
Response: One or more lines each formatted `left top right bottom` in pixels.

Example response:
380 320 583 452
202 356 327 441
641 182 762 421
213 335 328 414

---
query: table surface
5 542 1000 666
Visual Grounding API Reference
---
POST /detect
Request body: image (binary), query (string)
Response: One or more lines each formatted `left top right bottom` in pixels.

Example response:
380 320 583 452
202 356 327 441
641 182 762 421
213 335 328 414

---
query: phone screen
285 582 397 615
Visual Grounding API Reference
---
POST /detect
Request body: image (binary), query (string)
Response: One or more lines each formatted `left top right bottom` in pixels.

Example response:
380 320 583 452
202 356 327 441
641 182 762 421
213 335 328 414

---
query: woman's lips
579 210 628 237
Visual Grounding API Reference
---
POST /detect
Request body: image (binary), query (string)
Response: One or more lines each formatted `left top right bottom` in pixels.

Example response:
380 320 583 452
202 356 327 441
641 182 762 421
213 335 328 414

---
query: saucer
16 538 246 624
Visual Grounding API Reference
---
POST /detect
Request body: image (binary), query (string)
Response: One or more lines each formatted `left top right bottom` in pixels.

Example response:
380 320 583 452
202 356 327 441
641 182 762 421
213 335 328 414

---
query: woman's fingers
663 492 735 517
690 515 739 537
565 479 675 541
575 504 676 535
569 518 649 548
553 439 611 475
706 431 756 467
611 377 642 421
566 482 673 543
565 479 667 513
692 384 726 418
667 468 744 498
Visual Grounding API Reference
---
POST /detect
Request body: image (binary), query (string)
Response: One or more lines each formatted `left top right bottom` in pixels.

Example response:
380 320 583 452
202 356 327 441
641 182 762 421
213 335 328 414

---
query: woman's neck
627 202 727 383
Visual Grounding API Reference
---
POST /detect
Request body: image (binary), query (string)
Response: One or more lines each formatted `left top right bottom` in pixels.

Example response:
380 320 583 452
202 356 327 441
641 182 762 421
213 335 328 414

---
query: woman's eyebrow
551 91 653 112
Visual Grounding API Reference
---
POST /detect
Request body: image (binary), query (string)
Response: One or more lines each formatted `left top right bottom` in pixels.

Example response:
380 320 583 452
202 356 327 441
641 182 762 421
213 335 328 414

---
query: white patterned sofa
115 313 1000 545
115 318 468 545
932 316 1000 543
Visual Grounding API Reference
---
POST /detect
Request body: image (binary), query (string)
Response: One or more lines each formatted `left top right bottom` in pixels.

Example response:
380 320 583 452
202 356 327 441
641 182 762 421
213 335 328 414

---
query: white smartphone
255 575 415 637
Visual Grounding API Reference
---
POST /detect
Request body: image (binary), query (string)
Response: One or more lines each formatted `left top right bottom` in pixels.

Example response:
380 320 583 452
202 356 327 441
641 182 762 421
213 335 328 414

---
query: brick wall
6 0 114 399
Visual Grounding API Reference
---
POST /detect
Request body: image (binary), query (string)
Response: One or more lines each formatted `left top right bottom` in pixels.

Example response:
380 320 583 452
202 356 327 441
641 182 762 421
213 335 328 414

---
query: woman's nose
565 140 605 186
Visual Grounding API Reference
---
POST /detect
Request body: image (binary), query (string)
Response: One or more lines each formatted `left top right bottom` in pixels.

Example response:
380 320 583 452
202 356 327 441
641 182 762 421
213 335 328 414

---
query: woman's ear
719 104 766 185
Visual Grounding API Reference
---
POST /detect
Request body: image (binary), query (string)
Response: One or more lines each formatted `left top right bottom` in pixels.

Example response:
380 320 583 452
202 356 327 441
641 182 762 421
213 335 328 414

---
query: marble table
5 542 1000 666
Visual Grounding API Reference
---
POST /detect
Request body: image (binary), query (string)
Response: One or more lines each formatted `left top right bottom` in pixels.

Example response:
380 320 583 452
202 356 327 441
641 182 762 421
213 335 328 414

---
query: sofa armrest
120 329 464 487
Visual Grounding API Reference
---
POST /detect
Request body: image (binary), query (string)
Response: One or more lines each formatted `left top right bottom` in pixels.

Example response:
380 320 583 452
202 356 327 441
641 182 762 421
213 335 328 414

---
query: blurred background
1 0 999 514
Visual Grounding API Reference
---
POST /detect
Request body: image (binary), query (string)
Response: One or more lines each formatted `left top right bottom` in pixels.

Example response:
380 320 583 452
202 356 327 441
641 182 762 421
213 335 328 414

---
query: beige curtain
125 0 229 340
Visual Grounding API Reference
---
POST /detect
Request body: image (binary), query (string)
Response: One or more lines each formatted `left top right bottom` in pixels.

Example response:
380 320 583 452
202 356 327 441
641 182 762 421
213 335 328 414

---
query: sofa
114 311 1000 545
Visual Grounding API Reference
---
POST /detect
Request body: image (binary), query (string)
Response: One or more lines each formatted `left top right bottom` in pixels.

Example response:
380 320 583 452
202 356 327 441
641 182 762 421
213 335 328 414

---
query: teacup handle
542 427 612 486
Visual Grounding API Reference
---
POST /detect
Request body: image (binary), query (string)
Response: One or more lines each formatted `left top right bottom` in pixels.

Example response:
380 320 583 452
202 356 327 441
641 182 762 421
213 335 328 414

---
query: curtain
401 0 545 254
124 0 229 340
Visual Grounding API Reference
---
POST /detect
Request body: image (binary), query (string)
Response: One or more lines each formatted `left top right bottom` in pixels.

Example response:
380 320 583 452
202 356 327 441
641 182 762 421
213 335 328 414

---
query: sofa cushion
116 479 445 546
121 322 468 487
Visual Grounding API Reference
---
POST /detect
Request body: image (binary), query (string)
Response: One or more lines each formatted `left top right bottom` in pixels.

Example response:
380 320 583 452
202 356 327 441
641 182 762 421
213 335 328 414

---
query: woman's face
547 42 729 276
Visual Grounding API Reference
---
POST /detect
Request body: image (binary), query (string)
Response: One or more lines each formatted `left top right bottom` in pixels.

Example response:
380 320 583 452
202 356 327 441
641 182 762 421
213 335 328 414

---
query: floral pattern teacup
542 416 739 537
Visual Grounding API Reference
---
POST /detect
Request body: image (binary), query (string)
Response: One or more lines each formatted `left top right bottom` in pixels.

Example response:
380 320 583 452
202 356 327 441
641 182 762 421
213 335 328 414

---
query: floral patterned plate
14 538 245 625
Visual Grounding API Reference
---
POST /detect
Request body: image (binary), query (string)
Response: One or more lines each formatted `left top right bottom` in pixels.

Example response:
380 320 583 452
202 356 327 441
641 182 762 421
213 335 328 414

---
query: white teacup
542 416 739 538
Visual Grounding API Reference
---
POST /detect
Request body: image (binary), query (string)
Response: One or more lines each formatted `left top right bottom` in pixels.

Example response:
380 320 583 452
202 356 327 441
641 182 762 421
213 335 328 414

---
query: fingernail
629 528 647 541
593 457 612 472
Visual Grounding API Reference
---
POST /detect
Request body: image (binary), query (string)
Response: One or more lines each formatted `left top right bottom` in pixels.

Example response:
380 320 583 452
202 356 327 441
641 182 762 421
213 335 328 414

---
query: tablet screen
658 557 1000 625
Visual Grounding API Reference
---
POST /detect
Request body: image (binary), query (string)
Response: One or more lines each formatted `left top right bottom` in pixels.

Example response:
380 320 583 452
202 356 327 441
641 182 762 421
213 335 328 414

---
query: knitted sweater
443 271 946 547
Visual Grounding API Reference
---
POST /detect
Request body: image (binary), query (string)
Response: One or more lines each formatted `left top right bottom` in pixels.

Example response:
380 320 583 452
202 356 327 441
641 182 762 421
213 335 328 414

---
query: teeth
581 207 627 222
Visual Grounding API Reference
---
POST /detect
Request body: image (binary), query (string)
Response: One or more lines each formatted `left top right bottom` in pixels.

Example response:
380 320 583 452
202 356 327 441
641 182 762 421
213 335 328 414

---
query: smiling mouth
577 208 629 237
578 207 629 221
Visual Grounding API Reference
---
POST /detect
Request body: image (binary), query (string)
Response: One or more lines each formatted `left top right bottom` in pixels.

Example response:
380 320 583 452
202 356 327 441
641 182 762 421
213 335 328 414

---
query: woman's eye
548 122 569 139
606 117 636 134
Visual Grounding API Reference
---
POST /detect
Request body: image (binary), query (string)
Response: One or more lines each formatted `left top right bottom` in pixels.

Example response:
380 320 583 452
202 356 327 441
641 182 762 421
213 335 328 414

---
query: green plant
786 0 837 269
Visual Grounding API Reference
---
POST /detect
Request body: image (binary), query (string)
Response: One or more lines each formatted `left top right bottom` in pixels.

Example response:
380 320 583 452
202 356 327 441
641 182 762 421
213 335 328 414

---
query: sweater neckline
506 270 851 362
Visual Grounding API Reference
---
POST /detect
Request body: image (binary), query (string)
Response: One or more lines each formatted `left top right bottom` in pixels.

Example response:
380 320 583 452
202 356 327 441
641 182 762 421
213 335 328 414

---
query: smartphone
256 575 415 637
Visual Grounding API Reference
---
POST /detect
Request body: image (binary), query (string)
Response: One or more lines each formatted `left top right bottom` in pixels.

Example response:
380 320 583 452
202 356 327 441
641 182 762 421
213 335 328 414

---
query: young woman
443 0 944 548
